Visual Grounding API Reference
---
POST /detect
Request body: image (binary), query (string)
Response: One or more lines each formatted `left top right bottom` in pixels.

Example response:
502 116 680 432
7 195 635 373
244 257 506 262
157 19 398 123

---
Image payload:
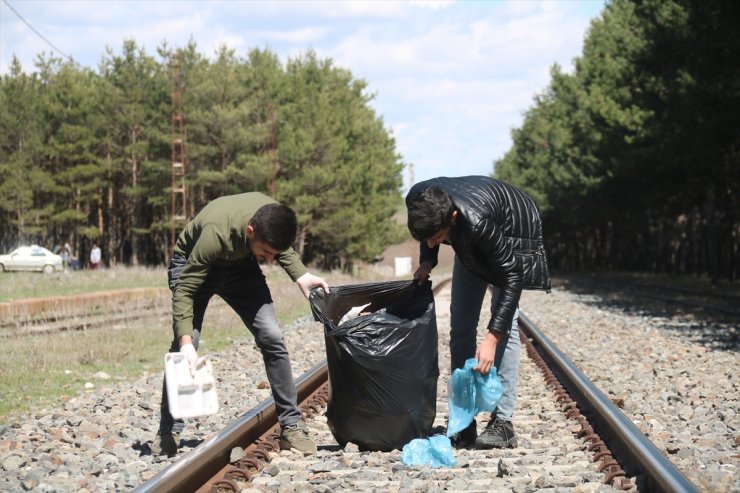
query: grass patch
0 303 247 422
0 266 166 302
0 265 392 424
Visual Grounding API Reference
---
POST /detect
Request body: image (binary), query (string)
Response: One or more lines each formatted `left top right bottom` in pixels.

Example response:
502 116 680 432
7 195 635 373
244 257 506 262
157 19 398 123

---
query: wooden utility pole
266 104 279 198
170 55 187 255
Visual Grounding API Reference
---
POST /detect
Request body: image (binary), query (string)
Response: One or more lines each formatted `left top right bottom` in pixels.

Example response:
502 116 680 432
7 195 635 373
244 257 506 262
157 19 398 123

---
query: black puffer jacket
406 176 551 336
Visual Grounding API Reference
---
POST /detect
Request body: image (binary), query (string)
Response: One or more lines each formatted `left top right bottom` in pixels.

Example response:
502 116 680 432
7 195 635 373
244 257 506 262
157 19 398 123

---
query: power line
2 0 74 62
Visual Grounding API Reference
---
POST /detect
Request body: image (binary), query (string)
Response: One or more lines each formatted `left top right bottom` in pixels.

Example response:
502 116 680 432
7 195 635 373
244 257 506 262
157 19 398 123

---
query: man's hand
413 261 435 285
296 272 330 298
179 342 198 377
474 332 500 375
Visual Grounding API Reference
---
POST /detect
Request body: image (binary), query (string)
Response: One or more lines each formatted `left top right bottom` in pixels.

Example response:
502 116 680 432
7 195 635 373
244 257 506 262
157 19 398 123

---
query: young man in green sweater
152 192 329 457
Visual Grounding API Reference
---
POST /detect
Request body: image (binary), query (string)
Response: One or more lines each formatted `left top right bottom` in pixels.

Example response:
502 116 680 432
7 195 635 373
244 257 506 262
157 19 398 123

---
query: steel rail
134 277 452 492
518 312 699 493
0 307 173 337
136 277 699 492
132 361 328 493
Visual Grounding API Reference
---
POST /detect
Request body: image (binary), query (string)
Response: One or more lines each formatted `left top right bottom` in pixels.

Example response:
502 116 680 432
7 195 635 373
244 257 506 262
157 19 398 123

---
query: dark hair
250 203 298 251
407 185 454 241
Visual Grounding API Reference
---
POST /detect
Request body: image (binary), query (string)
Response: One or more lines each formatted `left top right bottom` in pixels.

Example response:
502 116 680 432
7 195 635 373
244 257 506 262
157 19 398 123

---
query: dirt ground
375 238 455 276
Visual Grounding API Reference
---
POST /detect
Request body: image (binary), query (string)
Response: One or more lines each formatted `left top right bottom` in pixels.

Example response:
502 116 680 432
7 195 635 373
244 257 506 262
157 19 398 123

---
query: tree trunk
703 185 718 283
107 185 117 266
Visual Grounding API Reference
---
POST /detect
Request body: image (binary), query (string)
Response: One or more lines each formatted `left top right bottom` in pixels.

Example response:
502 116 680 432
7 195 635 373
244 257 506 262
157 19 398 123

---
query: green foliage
276 51 404 270
0 42 407 271
79 226 101 239
495 0 739 280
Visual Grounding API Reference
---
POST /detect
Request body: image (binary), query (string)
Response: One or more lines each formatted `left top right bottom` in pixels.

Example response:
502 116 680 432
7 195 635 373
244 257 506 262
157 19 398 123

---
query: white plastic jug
164 353 219 419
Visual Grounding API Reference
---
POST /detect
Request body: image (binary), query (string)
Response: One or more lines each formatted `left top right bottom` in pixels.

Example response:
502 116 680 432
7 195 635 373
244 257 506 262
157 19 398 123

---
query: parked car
0 245 64 273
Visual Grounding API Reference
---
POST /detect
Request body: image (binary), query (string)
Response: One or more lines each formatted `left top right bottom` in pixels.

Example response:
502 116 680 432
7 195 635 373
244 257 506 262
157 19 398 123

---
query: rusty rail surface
518 313 699 493
0 287 171 337
133 361 329 493
133 277 452 493
134 278 700 493
0 287 169 320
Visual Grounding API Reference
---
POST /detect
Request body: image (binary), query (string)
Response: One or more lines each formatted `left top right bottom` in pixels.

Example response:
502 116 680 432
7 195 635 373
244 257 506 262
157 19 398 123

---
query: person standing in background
61 243 71 270
89 243 102 270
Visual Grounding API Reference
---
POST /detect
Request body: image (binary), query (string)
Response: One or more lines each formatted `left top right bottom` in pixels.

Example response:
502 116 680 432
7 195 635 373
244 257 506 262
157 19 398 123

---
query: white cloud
0 0 604 189
409 0 455 10
256 26 327 45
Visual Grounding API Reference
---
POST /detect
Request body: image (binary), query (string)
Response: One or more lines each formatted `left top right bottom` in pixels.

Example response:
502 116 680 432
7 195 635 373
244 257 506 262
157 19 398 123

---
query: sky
0 0 605 192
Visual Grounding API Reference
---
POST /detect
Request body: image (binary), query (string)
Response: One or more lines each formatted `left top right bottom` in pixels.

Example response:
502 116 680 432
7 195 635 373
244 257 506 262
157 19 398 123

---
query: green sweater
172 192 308 340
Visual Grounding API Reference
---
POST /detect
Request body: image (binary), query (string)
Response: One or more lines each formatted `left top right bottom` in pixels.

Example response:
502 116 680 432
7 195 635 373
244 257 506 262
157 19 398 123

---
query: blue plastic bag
401 435 456 468
447 358 503 436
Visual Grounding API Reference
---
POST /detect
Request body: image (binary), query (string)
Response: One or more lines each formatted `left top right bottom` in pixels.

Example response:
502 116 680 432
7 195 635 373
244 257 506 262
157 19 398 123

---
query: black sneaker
450 419 477 449
475 416 518 449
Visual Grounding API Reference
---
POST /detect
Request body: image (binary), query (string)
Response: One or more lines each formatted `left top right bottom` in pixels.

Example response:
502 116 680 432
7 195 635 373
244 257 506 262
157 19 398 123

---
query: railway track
0 288 171 336
133 279 700 493
555 274 740 319
5 272 735 337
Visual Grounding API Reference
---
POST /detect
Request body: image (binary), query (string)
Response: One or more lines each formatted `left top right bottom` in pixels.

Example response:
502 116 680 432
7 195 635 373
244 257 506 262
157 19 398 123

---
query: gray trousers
449 256 521 422
159 253 301 433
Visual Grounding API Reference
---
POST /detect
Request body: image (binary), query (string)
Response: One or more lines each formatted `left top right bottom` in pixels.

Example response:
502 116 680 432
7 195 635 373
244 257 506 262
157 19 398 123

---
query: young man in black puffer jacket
406 175 551 449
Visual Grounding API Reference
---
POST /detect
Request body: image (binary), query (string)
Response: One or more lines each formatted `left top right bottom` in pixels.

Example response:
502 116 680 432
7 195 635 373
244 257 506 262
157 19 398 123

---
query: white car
0 245 64 273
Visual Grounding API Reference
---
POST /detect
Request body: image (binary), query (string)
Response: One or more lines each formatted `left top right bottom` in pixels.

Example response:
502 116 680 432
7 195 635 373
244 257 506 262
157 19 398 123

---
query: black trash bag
309 280 439 451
